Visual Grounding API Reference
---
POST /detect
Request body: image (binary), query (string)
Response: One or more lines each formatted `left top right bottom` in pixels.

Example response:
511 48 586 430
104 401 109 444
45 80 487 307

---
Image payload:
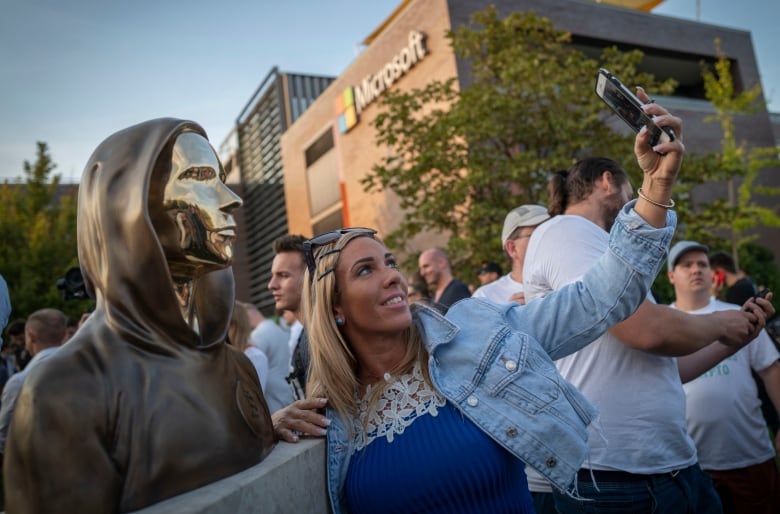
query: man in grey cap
667 240 780 513
472 204 549 304
668 240 710 274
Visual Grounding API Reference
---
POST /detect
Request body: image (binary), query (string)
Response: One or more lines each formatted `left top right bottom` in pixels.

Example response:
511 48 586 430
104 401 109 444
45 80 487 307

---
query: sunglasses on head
303 228 377 276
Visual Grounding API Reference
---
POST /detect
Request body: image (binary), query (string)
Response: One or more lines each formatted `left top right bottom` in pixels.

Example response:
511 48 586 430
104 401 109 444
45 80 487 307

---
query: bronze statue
4 119 275 513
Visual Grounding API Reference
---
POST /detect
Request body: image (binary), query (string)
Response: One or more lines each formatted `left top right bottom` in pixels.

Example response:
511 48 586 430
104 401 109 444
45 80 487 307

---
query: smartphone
755 288 771 300
743 288 771 312
595 68 675 148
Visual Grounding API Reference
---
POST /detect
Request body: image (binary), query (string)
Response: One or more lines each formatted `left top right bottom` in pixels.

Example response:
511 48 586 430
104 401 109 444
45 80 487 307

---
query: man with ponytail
523 155 774 514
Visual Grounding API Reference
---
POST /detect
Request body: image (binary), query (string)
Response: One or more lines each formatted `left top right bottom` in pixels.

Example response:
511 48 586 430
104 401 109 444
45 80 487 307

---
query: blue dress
344 364 534 513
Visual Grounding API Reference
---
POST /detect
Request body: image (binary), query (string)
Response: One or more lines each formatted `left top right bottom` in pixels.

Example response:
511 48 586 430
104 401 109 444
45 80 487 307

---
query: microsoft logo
335 31 428 135
336 87 358 134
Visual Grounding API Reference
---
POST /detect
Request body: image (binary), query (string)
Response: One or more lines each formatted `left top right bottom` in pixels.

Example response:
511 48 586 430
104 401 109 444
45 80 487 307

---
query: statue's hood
77 118 233 351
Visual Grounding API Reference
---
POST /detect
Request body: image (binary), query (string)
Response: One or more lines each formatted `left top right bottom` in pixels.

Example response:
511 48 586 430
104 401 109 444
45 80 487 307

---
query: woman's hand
632 88 685 227
634 87 685 186
272 397 330 443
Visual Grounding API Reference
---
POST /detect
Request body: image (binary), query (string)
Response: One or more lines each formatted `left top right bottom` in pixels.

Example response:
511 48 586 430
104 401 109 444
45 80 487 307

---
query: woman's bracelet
637 187 675 209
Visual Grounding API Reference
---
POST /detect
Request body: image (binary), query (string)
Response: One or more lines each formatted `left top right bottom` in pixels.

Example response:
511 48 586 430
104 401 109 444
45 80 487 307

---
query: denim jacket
325 202 675 514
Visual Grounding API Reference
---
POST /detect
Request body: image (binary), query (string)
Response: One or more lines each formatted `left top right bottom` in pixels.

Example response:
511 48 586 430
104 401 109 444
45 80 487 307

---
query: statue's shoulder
23 335 109 398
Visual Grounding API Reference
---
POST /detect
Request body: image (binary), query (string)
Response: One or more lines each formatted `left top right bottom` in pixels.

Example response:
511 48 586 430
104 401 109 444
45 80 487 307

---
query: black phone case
595 68 675 147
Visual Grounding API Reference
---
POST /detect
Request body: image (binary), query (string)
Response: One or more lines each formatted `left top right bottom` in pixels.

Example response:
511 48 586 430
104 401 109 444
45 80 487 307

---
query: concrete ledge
130 439 329 514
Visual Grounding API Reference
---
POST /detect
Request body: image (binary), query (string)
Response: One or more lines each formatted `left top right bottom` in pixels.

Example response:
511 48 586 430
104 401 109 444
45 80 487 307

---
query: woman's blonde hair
302 231 429 424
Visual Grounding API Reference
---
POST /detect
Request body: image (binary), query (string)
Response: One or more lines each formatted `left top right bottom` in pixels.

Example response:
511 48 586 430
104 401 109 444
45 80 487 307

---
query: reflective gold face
161 132 242 276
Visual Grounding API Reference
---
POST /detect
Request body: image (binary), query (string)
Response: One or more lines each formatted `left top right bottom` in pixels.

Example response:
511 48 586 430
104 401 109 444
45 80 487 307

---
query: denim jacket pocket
484 330 560 414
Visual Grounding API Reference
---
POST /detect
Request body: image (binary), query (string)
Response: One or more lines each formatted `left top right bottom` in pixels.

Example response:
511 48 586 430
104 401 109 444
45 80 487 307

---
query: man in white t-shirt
472 204 549 304
668 240 780 513
523 157 772 514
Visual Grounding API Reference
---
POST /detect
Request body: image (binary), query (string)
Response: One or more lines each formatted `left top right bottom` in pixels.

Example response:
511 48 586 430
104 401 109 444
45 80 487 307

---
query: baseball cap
478 261 503 275
668 240 709 271
501 204 550 245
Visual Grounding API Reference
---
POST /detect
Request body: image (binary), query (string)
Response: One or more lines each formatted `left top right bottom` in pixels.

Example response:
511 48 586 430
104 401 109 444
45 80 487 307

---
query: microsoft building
233 0 778 305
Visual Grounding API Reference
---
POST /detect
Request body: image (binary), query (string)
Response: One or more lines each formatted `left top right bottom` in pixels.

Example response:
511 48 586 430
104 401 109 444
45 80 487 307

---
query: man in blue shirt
0 274 11 391
0 275 10 349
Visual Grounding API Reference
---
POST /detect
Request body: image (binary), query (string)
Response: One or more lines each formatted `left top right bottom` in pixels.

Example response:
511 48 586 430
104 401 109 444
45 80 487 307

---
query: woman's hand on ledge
272 397 330 443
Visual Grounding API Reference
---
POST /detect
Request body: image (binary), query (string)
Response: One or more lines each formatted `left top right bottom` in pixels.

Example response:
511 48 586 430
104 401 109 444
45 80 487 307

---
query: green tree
363 7 674 275
0 143 88 320
651 42 780 304
678 41 780 260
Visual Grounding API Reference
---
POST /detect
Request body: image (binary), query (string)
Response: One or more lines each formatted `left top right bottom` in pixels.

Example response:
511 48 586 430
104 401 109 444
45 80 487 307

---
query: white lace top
353 361 447 452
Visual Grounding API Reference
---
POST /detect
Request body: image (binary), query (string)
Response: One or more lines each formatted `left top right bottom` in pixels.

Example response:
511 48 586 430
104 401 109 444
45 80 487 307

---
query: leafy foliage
0 143 89 321
363 8 778 303
651 41 780 304
363 7 674 276
675 41 780 256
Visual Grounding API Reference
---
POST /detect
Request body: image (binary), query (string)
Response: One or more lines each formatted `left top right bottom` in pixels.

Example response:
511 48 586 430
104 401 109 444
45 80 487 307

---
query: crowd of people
0 94 777 514
269 93 779 514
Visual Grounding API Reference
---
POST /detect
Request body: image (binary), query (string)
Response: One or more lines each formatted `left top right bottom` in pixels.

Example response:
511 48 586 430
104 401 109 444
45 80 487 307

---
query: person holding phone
273 97 773 513
523 87 776 514
668 241 780 514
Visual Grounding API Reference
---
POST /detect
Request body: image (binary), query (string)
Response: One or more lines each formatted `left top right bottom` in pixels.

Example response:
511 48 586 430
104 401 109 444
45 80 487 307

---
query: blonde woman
275 102 770 513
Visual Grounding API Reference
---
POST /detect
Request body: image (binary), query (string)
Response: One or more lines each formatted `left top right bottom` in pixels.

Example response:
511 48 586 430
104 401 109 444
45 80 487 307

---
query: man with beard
418 248 471 313
4 119 275 513
523 156 770 514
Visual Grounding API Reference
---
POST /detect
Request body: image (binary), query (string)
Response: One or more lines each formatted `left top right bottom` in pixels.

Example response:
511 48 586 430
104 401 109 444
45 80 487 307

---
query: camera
595 68 675 149
56 267 89 301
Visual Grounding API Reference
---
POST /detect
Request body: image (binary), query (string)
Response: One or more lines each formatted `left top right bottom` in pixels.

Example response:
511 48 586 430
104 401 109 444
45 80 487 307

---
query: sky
1 0 777 183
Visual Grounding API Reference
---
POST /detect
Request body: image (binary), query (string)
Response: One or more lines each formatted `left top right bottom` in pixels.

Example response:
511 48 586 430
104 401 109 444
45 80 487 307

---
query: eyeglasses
508 230 534 241
303 228 377 276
